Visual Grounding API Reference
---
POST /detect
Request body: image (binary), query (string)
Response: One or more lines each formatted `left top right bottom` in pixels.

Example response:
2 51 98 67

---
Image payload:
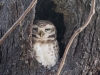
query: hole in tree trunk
34 0 66 58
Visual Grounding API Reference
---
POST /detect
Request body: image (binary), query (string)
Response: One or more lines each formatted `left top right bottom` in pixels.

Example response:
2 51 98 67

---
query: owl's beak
38 31 44 37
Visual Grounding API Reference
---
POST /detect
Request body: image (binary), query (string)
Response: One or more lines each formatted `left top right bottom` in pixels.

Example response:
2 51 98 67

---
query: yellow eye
33 28 38 31
45 28 50 31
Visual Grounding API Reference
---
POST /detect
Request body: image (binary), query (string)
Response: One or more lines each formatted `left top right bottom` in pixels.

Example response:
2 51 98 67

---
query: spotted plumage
32 20 59 69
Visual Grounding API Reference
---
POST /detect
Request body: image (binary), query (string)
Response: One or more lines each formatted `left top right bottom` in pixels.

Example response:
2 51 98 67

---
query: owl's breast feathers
32 40 59 69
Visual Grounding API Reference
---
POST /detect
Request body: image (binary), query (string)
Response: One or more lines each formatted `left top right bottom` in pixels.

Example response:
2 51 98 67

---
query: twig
0 0 37 45
56 0 96 75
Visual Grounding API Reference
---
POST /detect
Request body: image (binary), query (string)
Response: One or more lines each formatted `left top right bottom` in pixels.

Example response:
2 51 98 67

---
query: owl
32 20 59 69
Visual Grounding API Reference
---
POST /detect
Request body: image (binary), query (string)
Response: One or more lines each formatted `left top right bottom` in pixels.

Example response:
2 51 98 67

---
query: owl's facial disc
32 22 57 41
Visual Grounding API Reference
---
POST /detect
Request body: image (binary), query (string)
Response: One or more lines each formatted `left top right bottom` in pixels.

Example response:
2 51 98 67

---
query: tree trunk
0 0 100 75
0 0 37 75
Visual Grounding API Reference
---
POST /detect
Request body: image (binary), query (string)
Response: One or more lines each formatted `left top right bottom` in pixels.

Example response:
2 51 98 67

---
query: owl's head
32 20 57 41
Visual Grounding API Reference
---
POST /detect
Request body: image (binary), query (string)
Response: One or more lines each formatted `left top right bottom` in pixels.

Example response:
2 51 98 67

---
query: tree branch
0 0 37 45
56 0 96 75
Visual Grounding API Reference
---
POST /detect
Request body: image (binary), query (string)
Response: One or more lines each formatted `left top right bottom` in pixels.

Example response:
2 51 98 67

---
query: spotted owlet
32 20 59 69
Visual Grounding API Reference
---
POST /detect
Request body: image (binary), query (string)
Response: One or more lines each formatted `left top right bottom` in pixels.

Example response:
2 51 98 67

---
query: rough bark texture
0 0 37 75
0 0 100 75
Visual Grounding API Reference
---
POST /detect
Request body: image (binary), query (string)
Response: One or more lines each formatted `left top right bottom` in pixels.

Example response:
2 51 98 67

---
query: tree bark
52 0 100 75
0 0 100 75
0 0 37 75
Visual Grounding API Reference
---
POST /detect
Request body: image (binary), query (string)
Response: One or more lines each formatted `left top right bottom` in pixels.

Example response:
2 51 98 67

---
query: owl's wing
54 40 59 61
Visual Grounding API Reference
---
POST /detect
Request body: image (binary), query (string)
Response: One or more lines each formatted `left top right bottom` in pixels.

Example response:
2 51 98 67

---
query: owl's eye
33 28 38 31
45 28 50 31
